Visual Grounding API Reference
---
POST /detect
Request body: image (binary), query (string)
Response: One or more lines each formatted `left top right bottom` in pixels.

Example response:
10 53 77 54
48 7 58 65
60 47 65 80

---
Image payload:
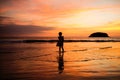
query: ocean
0 37 120 80
0 37 120 43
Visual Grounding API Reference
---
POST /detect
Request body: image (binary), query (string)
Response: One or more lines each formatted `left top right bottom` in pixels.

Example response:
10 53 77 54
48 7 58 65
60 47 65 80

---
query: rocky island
89 32 109 37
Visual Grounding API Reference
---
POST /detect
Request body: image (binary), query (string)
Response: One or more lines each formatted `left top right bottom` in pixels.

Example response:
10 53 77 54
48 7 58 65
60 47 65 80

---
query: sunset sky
0 0 120 37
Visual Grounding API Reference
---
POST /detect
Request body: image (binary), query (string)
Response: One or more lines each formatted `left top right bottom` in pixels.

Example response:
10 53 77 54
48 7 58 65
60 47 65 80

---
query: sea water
0 37 120 80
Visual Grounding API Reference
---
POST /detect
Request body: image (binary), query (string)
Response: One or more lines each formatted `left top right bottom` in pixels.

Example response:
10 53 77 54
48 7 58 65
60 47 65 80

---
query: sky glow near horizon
0 0 120 37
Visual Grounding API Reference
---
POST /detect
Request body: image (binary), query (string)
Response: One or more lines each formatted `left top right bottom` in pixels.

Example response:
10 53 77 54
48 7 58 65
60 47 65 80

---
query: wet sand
0 42 120 80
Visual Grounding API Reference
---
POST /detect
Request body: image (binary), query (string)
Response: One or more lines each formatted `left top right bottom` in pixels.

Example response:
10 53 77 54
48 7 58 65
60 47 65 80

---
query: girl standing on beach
56 32 64 52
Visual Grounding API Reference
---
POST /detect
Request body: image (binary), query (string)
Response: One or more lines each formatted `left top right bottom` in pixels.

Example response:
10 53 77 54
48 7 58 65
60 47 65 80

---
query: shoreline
23 39 120 43
0 39 120 43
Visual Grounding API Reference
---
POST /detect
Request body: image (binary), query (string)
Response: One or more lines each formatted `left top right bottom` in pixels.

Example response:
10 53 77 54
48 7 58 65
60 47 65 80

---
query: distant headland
89 32 109 37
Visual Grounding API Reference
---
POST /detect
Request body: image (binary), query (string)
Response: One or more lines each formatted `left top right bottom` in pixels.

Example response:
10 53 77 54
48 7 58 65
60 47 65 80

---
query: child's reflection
58 51 64 74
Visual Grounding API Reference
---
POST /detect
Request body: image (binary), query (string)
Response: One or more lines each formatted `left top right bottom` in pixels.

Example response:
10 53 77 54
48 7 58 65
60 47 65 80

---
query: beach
0 39 120 80
1 0 120 79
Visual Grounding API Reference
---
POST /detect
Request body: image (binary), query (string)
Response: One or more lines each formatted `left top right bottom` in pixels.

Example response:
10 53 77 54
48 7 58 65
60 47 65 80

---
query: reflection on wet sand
0 42 120 80
58 51 64 74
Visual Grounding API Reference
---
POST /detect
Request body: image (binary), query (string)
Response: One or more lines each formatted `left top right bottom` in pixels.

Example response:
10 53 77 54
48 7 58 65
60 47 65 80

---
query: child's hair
59 32 62 35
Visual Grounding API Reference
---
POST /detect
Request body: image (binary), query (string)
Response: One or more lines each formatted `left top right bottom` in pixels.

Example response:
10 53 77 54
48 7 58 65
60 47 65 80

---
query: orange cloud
0 0 120 37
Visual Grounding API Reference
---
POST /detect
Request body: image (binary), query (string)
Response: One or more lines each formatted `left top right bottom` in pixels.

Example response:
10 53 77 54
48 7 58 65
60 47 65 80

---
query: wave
0 39 120 43
0 40 23 43
24 40 120 42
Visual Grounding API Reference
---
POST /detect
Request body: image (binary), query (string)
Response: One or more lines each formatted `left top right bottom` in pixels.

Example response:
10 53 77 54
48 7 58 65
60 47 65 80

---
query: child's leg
59 46 61 52
62 46 64 52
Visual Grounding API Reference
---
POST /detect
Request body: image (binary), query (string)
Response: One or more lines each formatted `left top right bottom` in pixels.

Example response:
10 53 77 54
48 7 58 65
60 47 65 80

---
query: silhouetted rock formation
89 32 109 37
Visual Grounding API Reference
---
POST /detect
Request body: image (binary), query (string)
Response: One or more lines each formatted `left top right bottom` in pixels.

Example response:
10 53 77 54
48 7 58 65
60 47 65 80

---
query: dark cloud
0 0 23 6
0 24 54 37
0 16 12 23
0 16 55 37
0 0 15 9
0 0 12 5
0 16 11 19
0 16 32 25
